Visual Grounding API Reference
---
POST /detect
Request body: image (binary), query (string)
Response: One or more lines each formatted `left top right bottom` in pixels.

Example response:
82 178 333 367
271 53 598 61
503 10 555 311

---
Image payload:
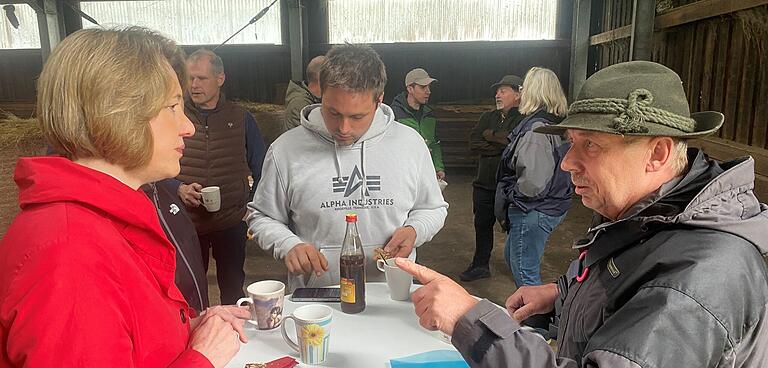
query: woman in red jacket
0 27 248 367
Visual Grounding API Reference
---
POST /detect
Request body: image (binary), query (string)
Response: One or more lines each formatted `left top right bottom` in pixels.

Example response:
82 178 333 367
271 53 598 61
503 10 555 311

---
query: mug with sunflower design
281 304 332 365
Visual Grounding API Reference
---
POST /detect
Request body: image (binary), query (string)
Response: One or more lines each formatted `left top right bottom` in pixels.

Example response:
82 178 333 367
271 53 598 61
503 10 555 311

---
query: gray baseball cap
405 68 437 86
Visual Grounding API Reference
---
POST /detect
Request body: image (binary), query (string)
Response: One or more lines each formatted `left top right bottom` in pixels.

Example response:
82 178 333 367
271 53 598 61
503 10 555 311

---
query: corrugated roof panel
79 0 283 45
328 0 558 43
1 4 41 49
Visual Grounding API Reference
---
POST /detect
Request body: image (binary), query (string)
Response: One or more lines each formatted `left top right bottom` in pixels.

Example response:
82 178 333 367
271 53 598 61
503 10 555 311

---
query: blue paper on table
390 350 469 368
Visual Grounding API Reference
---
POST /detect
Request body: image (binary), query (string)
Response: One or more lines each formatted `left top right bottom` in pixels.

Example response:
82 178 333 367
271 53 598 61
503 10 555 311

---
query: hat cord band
568 88 695 134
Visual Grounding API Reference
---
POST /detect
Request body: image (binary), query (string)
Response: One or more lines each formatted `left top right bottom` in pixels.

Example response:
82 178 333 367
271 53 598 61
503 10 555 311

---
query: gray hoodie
247 103 448 291
452 149 768 368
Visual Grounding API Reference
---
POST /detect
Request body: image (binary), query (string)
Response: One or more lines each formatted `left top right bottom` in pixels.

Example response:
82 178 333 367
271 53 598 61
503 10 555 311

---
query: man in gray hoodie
247 44 448 291
396 61 768 367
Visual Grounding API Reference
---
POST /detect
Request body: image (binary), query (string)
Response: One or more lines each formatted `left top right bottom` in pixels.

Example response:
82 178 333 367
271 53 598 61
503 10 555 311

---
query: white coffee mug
281 304 332 365
201 186 221 212
236 280 285 330
376 258 413 301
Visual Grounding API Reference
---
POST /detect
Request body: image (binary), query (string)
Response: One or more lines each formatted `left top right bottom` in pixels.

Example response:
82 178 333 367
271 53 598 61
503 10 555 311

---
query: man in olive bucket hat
393 61 768 367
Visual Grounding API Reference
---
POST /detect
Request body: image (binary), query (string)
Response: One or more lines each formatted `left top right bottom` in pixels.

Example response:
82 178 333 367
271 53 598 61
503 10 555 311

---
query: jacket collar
14 157 189 305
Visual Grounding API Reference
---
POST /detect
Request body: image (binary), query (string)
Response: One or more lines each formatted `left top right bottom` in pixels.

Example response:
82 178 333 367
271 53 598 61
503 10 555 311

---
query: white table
226 282 456 367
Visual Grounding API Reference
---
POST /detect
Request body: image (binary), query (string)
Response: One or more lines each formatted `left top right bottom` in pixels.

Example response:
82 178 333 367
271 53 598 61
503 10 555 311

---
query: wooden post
30 0 65 63
287 0 304 81
569 0 592 101
629 0 654 60
61 0 83 36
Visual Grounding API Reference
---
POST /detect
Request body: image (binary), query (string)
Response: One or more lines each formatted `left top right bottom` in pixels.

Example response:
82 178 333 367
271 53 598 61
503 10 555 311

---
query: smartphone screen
291 287 341 302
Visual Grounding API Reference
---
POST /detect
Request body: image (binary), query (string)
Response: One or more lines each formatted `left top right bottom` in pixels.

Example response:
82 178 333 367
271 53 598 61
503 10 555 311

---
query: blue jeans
504 206 566 287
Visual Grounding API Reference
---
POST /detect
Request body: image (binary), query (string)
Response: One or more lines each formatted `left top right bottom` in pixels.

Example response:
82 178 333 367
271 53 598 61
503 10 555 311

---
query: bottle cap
345 213 357 222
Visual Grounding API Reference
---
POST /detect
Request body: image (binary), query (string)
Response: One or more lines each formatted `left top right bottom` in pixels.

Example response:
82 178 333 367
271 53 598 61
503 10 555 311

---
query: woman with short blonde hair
518 67 568 116
495 67 573 290
0 27 247 367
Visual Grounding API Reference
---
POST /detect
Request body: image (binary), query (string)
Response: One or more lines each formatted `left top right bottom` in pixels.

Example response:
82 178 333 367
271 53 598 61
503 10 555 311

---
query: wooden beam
570 0 592 101
590 25 630 45
287 0 304 81
655 0 768 29
689 136 768 177
590 0 768 46
630 0 655 60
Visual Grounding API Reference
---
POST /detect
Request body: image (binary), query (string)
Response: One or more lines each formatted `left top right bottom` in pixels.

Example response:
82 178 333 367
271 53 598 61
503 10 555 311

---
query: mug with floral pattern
281 304 332 364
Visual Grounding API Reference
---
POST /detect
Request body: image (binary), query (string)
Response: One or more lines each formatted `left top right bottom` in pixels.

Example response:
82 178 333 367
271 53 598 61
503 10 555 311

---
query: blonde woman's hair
518 67 568 117
37 26 180 170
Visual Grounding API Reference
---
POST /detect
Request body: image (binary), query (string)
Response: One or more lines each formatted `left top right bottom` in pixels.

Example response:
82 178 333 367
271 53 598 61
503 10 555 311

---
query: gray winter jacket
452 149 768 368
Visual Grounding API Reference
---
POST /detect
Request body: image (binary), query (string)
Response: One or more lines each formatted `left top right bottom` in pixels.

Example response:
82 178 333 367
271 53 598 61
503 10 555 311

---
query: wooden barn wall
596 0 634 68
0 49 42 104
593 0 768 149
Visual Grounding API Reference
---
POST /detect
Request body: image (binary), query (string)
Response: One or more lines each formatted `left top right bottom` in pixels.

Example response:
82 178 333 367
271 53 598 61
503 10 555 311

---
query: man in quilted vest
177 49 266 304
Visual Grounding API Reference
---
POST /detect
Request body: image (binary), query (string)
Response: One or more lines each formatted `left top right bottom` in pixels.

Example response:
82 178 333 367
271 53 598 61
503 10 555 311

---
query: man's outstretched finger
394 258 441 284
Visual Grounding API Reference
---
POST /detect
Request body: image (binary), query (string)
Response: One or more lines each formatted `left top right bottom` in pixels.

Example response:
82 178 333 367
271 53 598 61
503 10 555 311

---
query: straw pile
236 101 286 147
0 113 46 237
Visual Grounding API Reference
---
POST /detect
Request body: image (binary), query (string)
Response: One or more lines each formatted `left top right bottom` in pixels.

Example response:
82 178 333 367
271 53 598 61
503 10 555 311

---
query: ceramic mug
201 186 221 212
376 258 413 301
281 304 333 365
236 280 285 330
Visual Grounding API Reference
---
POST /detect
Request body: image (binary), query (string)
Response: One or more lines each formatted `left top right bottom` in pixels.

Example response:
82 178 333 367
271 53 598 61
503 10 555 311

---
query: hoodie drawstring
360 141 367 201
333 141 342 181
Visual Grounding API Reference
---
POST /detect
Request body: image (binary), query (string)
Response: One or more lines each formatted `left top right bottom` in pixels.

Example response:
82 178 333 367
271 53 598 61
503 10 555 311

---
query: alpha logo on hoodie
320 165 394 210
333 165 381 197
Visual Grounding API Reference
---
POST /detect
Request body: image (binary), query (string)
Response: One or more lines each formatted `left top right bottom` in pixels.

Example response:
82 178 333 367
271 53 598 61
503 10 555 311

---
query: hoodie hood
299 103 397 201
582 148 768 257
299 103 395 146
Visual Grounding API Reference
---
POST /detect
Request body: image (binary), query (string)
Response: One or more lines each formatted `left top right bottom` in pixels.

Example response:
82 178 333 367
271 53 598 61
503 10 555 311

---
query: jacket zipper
150 183 205 310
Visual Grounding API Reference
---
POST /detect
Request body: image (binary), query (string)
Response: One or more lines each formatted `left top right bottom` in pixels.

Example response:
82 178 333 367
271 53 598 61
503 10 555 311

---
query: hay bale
0 114 47 238
236 101 286 147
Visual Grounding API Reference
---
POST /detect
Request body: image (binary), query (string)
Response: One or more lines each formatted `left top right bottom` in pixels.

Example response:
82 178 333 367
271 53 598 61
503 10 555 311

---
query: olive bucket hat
490 74 523 92
535 61 724 138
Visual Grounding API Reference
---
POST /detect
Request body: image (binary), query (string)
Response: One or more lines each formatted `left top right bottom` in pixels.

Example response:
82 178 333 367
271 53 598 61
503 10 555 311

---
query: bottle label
340 278 355 303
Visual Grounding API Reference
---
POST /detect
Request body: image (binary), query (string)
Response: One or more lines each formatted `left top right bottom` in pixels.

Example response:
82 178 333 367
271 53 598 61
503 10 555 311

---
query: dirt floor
206 168 593 306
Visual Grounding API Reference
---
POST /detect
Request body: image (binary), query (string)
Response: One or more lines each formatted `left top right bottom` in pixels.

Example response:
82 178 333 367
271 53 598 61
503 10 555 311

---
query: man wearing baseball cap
395 61 768 367
460 74 524 282
391 68 445 180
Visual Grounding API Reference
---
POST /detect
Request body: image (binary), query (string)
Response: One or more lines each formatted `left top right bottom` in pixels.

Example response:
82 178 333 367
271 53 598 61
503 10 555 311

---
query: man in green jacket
460 75 524 281
391 68 445 180
283 55 326 132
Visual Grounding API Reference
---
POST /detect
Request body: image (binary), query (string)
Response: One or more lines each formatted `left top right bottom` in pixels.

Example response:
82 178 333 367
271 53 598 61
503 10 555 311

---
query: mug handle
280 315 300 353
376 258 386 272
236 297 253 307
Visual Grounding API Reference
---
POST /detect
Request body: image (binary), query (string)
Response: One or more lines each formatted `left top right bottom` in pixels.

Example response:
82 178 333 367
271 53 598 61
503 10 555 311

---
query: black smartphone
291 287 341 302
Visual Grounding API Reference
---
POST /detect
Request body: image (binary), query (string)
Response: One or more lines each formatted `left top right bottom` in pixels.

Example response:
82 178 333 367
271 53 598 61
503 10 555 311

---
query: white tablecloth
225 282 455 367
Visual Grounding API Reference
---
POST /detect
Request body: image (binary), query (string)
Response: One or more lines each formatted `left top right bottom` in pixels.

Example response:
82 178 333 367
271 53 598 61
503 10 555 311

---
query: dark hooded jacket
452 149 768 368
142 180 209 313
